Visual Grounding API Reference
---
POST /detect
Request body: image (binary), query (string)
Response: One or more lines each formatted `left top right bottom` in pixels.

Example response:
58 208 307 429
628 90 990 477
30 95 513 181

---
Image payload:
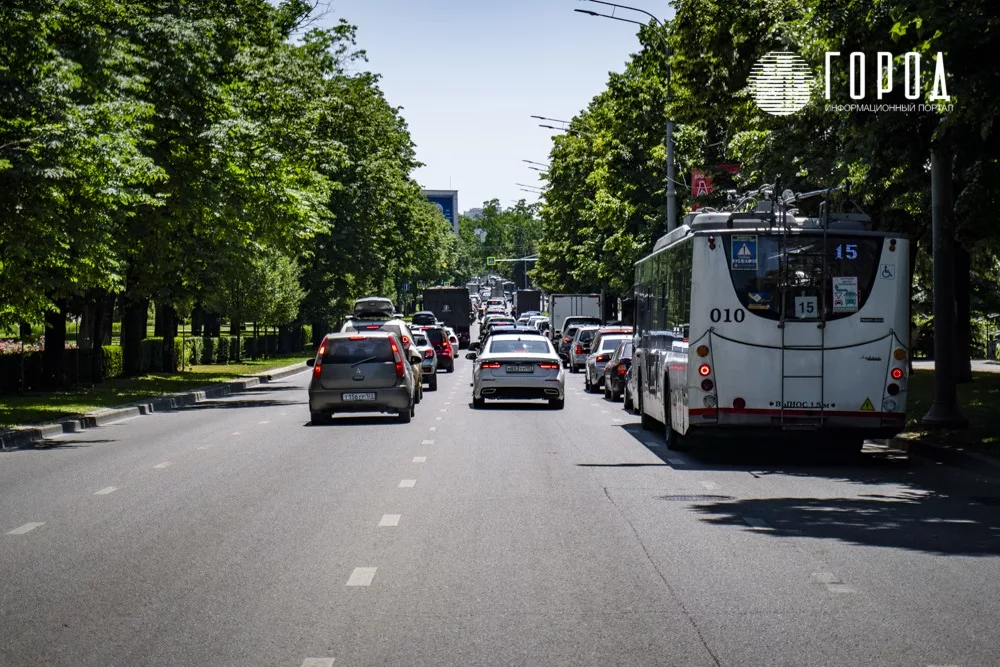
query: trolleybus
632 185 910 451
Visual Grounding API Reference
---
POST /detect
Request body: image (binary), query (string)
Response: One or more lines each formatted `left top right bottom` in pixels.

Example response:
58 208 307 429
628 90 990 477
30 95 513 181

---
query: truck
513 289 541 315
422 286 472 349
547 294 602 339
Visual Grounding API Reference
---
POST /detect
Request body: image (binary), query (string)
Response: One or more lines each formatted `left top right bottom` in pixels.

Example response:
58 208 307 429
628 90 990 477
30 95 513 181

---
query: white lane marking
346 567 377 586
197 446 211 450
94 487 118 495
422 439 434 445
444 402 452 405
258 420 270 424
399 479 416 488
435 417 442 420
7 522 45 535
811 572 841 584
700 481 719 490
601 410 609 414
612 419 623 424
439 409 447 412
280 412 288 416
301 659 335 667
413 456 426 463
153 462 173 469
826 583 856 594
429 427 437 431
743 517 771 530
231 432 241 436
379 514 401 527
664 457 684 466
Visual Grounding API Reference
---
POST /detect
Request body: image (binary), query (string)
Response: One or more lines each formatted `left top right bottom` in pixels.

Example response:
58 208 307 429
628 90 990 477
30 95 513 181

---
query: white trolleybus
632 185 910 451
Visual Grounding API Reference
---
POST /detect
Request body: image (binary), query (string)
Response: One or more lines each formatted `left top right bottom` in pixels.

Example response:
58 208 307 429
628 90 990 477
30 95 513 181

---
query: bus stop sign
487 257 496 266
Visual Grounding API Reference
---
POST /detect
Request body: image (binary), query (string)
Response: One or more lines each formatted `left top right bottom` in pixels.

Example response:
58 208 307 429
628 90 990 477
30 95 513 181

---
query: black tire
638 375 657 430
623 384 634 411
310 411 329 425
428 374 438 391
446 362 455 373
604 381 611 400
415 384 422 404
473 395 485 409
584 375 591 392
549 398 565 410
570 363 579 374
397 406 412 424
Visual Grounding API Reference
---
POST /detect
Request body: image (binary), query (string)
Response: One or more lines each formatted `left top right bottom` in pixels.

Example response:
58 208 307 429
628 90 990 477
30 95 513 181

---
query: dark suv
411 311 437 326
420 325 455 372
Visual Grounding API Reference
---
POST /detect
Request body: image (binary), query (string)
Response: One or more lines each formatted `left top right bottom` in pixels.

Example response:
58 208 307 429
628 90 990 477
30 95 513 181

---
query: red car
417 325 455 373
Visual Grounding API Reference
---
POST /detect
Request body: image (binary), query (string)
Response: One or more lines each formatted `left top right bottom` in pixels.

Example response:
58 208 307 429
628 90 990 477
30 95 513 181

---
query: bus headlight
703 395 717 408
882 398 897 412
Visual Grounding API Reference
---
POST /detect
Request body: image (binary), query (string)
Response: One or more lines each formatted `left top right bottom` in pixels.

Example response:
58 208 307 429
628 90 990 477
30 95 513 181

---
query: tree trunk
954 244 973 383
42 299 67 389
122 295 149 377
191 303 203 337
19 321 32 339
202 311 220 337
154 302 165 338
311 319 326 347
160 305 178 373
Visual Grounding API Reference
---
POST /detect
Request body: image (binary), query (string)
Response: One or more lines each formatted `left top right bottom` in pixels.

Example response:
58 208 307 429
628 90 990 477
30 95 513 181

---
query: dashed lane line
346 567 377 587
258 421 270 424
94 487 118 495
422 439 434 445
413 456 427 463
429 427 437 431
398 479 416 488
7 523 45 535
231 432 241 436
301 659 335 667
379 514 401 527
153 462 173 469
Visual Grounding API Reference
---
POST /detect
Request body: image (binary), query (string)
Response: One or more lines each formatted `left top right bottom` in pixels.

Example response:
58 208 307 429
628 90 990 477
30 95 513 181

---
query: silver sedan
467 333 565 409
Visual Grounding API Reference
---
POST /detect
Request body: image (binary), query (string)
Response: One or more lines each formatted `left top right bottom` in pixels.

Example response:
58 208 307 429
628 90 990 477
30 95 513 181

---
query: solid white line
699 481 718 490
7 522 45 535
743 517 771 530
301 659 335 667
94 487 118 495
422 439 434 445
399 479 416 488
413 456 426 463
153 462 172 469
346 567 377 586
379 514 401 527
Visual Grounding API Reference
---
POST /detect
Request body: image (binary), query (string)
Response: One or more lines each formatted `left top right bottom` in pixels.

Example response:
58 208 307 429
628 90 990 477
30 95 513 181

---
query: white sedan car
467 332 564 409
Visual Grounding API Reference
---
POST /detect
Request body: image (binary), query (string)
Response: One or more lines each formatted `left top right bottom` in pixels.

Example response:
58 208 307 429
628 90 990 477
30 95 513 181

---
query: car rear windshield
425 328 445 344
723 233 883 321
322 338 395 364
600 336 630 351
489 339 551 354
578 329 597 343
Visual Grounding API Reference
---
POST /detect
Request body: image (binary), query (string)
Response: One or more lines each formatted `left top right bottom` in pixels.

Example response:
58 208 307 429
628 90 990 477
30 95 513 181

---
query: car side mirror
409 352 422 364
465 352 477 360
306 358 315 367
469 342 480 351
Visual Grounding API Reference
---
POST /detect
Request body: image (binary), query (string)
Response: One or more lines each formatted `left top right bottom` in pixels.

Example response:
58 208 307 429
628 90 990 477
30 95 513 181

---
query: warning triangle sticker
860 397 875 411
738 244 752 257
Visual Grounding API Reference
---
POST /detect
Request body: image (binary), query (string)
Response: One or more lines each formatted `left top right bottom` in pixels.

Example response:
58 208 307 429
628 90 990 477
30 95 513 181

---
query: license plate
506 365 534 374
342 392 376 401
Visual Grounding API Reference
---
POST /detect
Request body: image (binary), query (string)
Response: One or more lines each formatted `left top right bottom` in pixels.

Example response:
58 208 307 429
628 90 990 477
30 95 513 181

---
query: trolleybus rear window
722 235 883 321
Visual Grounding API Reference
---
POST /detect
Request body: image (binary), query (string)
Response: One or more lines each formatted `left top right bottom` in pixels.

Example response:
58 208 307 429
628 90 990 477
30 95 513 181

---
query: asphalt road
2 340 1000 666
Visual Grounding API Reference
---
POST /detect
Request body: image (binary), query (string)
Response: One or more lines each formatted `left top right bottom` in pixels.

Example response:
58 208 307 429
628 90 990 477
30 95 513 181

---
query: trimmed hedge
301 325 312 352
200 336 216 364
214 336 229 364
140 337 163 373
229 336 239 361
102 345 123 379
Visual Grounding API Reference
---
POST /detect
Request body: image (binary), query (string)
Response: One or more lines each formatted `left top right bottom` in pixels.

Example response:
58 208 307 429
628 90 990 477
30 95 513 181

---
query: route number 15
794 296 818 318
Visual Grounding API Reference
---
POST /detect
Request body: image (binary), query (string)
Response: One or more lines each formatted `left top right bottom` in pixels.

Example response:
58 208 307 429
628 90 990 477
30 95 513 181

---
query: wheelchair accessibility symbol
879 264 895 280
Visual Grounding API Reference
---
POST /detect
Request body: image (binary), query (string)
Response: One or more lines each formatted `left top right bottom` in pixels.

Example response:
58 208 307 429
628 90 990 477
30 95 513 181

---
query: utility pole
921 144 968 428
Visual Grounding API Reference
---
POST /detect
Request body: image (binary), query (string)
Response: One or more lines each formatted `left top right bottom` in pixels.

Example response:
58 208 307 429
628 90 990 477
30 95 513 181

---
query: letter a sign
692 168 714 197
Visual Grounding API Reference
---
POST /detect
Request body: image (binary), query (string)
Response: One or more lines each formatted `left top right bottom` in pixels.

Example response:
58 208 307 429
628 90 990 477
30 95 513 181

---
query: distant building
422 190 459 236
463 208 483 221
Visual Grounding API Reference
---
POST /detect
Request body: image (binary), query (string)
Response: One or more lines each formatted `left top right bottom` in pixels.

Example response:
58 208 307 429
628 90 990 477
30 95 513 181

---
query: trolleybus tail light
704 395 718 408
708 235 716 250
733 397 746 410
882 398 897 412
889 238 897 252
696 345 710 357
887 383 900 396
700 378 714 391
891 367 904 380
698 364 712 377
893 348 907 360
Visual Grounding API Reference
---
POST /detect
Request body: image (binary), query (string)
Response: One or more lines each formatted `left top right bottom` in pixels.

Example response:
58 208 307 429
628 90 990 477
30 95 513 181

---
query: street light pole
576 1 676 232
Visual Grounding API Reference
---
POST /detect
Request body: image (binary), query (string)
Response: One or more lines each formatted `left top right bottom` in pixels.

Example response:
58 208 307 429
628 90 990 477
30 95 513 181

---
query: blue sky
320 0 674 213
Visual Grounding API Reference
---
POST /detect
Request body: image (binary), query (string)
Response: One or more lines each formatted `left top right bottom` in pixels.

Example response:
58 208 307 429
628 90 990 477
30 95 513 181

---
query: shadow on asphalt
307 416 412 426
3 438 117 453
610 422 1000 556
466 401 557 411
166 398 303 412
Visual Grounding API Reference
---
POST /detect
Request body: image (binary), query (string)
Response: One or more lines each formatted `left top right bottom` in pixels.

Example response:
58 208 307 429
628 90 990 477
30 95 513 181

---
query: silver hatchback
307 332 418 424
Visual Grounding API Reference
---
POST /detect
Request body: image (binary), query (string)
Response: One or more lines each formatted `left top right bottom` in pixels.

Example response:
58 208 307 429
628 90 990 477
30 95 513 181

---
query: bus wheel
638 377 657 430
664 380 691 451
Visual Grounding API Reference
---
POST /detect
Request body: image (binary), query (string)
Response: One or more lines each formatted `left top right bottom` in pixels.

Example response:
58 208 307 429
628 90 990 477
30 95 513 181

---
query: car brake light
562 337 571 344
313 363 322 376
596 354 610 362
318 344 326 356
348 336 365 341
481 362 502 368
390 340 404 377
537 362 559 369
575 344 583 354
424 349 434 359
401 335 409 345
698 364 711 377
618 366 627 375
365 325 380 330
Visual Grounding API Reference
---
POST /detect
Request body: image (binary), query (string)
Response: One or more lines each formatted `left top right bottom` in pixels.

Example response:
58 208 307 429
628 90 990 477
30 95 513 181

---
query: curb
892 437 1000 478
0 361 309 452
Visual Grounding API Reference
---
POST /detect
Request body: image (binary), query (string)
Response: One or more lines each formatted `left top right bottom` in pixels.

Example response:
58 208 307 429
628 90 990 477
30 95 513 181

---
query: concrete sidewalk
912 360 1000 373
0 361 309 452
